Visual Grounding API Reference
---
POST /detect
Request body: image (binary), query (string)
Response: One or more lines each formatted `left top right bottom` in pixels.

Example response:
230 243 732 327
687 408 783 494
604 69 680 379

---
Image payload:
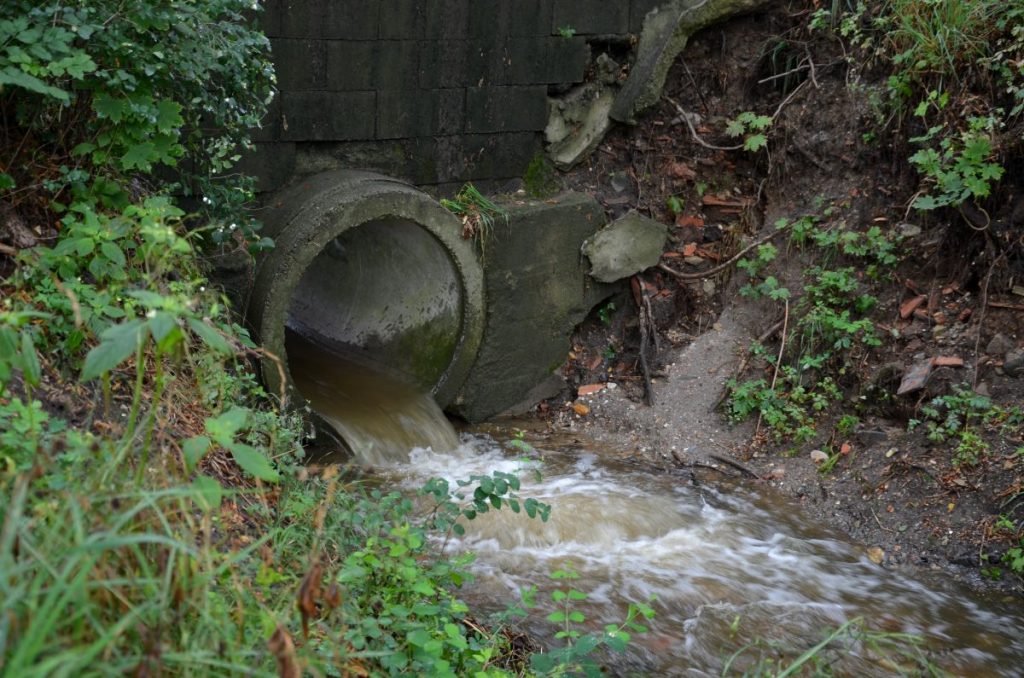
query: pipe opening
285 216 463 391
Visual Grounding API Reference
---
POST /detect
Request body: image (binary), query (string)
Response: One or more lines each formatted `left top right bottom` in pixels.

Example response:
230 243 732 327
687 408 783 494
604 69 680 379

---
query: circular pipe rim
247 170 484 409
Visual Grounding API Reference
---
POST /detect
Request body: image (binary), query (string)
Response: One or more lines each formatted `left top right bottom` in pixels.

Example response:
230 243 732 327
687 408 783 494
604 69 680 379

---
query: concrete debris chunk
582 210 668 283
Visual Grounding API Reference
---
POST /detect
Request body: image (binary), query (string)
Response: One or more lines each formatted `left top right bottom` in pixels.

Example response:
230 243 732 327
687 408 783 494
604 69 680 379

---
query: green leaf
93 93 127 121
0 65 69 102
744 134 768 152
0 173 14 190
147 312 177 343
19 331 41 388
183 435 211 473
121 142 157 171
191 475 223 512
227 442 279 482
80 319 147 381
99 241 126 267
187 318 233 355
205 406 249 442
155 99 183 134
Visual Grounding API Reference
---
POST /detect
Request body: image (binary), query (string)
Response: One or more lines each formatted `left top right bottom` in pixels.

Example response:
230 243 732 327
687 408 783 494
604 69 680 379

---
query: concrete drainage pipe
247 170 485 408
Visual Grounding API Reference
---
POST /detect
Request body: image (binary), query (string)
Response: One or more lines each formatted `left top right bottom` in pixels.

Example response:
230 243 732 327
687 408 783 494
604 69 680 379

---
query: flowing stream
289 338 1024 676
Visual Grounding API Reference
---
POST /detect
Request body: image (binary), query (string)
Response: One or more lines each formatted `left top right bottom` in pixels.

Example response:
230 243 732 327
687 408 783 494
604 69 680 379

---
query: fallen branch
659 220 794 281
707 453 761 480
631 275 659 406
669 449 760 480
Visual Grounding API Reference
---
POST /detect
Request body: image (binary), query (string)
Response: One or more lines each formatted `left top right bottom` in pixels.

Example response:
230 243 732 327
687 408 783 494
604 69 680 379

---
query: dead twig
804 45 819 89
756 299 789 438
664 95 744 152
987 302 1024 312
770 79 808 123
973 242 1009 388
659 220 794 281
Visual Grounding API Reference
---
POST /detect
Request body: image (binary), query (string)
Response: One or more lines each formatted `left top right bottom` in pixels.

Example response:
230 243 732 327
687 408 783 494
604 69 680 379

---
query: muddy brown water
289 339 1024 676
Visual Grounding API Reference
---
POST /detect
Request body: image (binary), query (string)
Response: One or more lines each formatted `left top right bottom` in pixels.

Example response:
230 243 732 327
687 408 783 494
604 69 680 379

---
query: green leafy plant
909 114 1005 210
907 384 1015 467
726 111 773 151
597 301 617 327
526 567 655 677
1 0 274 246
422 471 551 540
441 184 510 258
722 616 943 676
666 195 685 215
557 26 577 39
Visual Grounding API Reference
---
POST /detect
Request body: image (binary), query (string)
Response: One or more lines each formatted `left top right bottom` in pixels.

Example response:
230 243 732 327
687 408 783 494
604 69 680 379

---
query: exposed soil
535 8 1024 596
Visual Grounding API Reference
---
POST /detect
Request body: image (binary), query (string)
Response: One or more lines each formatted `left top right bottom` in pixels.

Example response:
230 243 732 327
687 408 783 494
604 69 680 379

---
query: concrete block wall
247 0 667 191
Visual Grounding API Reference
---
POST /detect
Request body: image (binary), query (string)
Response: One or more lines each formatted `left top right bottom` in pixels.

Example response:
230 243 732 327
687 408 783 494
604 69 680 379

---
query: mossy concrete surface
610 0 769 123
247 170 485 408
450 192 617 422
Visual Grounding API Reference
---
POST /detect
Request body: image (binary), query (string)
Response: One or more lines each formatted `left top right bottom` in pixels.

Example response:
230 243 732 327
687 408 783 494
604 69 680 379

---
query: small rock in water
867 546 885 564
810 449 829 464
572 401 591 416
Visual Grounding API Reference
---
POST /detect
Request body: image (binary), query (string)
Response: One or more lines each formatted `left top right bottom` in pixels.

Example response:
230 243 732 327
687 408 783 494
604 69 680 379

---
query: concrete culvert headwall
247 170 485 408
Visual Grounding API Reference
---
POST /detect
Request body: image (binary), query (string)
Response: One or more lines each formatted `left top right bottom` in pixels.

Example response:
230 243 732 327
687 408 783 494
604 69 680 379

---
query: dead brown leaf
577 383 606 396
297 561 323 639
268 625 301 678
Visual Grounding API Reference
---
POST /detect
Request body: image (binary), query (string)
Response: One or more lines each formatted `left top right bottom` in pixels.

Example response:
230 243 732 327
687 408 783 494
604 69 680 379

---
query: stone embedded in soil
1004 349 1024 378
582 210 668 283
897 359 932 395
987 333 1015 355
810 449 829 464
897 222 922 238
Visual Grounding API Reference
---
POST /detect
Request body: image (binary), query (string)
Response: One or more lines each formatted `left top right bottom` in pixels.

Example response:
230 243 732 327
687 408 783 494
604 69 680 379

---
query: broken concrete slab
450 192 617 422
546 86 616 170
610 0 770 123
582 210 668 283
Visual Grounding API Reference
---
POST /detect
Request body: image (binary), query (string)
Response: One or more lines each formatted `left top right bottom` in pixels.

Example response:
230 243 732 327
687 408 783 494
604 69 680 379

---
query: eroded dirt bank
527 7 1024 597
